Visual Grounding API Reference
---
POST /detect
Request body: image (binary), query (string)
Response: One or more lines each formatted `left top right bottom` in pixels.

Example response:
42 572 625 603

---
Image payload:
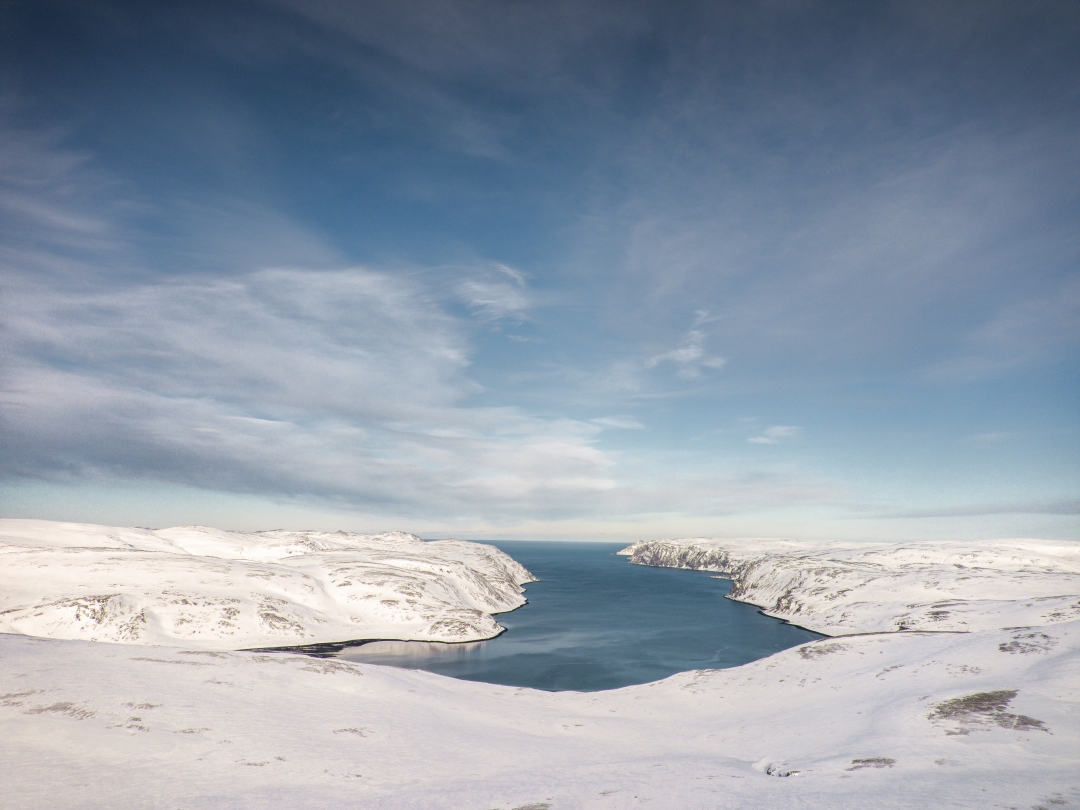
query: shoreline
2 527 1078 808
619 536 1080 636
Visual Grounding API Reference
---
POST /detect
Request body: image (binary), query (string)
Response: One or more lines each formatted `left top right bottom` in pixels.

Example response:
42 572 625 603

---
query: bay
330 540 823 691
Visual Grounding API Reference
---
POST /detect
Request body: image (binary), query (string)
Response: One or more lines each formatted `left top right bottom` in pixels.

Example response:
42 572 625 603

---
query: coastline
618 536 1080 636
2 526 1078 808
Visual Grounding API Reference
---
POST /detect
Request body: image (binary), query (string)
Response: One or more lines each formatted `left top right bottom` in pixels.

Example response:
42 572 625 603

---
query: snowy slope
2 619 1076 809
0 520 534 649
618 537 1080 635
2 523 1077 808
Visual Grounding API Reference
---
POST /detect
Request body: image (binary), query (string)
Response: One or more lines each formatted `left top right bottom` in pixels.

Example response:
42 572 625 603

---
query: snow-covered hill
0 520 534 649
618 537 1080 635
2 523 1078 808
2 617 1076 809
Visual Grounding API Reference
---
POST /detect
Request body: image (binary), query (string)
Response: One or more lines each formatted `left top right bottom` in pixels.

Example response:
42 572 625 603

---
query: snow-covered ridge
618 537 1080 635
0 519 534 649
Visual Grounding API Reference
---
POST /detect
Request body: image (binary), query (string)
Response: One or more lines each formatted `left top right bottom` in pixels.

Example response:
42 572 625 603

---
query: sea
329 540 823 691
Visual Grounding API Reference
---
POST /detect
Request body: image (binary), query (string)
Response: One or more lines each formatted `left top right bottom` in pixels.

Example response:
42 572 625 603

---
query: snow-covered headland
0 519 534 648
618 537 1080 635
2 523 1079 809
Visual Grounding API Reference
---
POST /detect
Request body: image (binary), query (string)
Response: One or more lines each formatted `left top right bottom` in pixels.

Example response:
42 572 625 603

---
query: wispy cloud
645 329 726 378
1 265 620 518
455 263 532 323
924 278 1080 381
590 416 645 430
880 498 1080 519
0 125 615 520
747 426 801 445
2 2 1077 537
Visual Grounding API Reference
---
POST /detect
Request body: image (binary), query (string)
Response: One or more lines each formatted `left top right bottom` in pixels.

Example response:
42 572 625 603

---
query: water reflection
341 639 484 660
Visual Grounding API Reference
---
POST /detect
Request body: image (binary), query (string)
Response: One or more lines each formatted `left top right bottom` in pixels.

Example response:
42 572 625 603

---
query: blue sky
1 0 1077 541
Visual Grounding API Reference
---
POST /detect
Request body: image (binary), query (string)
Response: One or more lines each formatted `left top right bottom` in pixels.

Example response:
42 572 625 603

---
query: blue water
331 541 822 691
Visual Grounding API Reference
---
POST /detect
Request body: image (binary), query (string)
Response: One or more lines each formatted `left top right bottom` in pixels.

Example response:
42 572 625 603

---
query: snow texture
0 519 534 648
2 524 1078 809
618 537 1080 635
2 620 1077 808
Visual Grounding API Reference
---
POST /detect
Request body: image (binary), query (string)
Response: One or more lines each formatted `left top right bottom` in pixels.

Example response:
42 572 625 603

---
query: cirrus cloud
747 426 801 445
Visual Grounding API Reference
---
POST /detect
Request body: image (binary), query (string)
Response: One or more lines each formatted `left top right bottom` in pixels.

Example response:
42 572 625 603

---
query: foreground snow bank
618 537 1080 635
0 520 534 649
3 617 1077 809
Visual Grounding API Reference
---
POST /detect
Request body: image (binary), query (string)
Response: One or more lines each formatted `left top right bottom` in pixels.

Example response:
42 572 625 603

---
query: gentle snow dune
2 619 1077 809
0 519 534 649
619 537 1080 635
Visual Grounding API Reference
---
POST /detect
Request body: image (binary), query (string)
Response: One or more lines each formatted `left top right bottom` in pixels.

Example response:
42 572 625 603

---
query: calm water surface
331 541 822 691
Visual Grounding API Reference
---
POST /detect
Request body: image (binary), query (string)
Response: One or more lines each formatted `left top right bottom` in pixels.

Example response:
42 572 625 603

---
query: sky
1 0 1077 542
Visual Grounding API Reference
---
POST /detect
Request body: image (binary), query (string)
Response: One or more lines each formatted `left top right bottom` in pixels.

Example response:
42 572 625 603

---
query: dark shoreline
242 623 511 658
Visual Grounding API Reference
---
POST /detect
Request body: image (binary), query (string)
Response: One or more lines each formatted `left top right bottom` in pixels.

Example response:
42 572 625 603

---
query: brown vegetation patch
847 757 896 770
998 632 1057 655
929 690 1047 733
0 690 39 707
26 701 95 720
333 727 368 736
298 659 363 676
798 642 849 659
258 611 306 634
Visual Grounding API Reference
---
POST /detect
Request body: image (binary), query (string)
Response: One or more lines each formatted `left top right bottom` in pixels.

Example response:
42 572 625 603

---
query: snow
3 619 1077 808
2 523 1078 809
618 537 1080 635
0 519 534 649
